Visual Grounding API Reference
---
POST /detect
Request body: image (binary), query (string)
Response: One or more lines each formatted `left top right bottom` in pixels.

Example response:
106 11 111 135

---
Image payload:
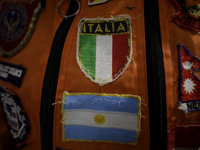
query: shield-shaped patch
77 15 132 86
0 0 44 57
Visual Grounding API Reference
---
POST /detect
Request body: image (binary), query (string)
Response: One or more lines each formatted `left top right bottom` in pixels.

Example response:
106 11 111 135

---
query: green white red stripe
78 33 131 86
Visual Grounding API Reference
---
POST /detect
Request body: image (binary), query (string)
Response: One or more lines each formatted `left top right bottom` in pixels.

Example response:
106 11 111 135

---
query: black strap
144 0 167 149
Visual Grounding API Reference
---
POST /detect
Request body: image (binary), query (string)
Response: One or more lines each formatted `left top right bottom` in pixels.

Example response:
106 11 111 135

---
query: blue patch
0 60 26 88
64 94 139 114
0 86 30 145
62 92 141 145
0 4 27 42
64 125 137 143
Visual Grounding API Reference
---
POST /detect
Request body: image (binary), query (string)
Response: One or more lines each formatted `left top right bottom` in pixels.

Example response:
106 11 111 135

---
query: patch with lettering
77 15 132 86
172 0 200 34
177 44 200 112
0 60 26 88
0 0 44 57
0 86 30 145
168 125 200 150
88 0 108 6
62 92 141 145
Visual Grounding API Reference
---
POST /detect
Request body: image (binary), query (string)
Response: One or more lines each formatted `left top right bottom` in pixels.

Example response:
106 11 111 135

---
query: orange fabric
0 0 150 150
0 0 64 149
159 0 200 132
53 0 150 150
0 109 15 150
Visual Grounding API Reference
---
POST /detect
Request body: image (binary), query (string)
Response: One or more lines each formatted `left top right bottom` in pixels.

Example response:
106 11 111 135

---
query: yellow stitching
52 101 63 105
62 92 141 104
62 92 66 141
78 44 131 82
131 57 137 68
80 18 129 24
135 95 141 145
77 16 132 85
80 17 130 36
63 139 136 145
141 102 147 106
61 92 141 145
79 32 130 36
1 2 43 57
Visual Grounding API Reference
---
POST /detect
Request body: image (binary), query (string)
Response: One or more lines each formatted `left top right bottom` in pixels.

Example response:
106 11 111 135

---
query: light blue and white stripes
62 92 141 145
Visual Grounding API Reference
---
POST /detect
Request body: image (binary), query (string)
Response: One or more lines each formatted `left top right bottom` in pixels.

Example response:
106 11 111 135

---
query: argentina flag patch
62 92 141 145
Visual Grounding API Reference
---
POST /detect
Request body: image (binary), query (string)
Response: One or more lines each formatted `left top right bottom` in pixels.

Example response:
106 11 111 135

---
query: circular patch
94 114 106 125
0 4 27 42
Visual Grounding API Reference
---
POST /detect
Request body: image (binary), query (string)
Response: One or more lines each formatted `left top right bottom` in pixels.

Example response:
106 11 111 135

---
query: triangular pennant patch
178 44 200 112
0 0 44 57
77 15 132 86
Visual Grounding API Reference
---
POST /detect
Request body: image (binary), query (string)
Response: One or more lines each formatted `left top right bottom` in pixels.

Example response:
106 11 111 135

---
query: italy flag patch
77 15 132 86
62 92 141 145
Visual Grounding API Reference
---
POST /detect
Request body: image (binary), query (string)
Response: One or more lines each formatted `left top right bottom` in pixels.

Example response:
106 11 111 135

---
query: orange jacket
0 0 200 150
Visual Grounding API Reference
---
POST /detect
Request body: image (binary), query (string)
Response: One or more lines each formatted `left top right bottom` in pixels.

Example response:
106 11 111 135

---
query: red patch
178 44 200 112
168 126 200 150
112 34 130 78
172 0 200 34
0 0 44 57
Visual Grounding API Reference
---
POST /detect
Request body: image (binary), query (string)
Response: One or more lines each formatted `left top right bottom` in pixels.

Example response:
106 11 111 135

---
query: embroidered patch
168 125 200 150
0 0 44 57
172 0 200 34
62 92 141 145
0 86 30 145
88 0 108 6
77 15 132 86
177 44 200 112
0 60 26 88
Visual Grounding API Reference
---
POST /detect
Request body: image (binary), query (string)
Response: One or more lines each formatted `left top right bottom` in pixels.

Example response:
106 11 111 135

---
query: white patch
183 78 196 94
88 0 108 6
64 109 138 130
178 103 189 113
182 61 193 70
95 35 112 83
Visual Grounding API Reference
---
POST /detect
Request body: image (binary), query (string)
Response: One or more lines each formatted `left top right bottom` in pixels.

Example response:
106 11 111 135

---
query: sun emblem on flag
183 78 196 94
94 114 106 125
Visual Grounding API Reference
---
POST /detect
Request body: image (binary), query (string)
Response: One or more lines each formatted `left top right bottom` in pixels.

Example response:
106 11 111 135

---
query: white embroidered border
88 0 108 6
76 14 133 86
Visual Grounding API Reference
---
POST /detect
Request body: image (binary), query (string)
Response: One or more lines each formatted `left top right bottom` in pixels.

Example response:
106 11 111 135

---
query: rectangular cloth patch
62 92 141 145
168 125 200 150
0 60 26 88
